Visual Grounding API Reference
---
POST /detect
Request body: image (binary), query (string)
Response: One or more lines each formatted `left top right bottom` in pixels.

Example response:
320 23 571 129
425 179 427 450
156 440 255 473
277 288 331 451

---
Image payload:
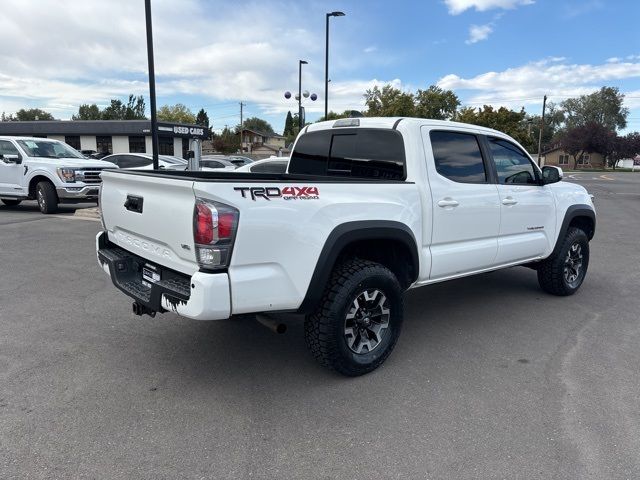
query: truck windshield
17 139 85 159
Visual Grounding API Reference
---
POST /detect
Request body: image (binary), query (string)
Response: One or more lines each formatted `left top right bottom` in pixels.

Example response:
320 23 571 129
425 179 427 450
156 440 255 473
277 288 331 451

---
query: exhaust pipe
256 314 286 334
132 302 156 318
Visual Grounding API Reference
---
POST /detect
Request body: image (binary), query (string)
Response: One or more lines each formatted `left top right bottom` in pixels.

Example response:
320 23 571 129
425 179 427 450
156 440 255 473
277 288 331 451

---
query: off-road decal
234 186 320 201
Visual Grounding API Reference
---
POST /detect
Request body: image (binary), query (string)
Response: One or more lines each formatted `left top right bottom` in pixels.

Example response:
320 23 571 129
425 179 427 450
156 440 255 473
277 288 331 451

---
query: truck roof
306 117 510 137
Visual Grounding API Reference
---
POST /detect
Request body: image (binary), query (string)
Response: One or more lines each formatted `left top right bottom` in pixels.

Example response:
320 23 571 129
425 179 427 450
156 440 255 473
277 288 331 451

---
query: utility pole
144 0 159 170
324 11 345 119
536 94 547 167
239 102 245 153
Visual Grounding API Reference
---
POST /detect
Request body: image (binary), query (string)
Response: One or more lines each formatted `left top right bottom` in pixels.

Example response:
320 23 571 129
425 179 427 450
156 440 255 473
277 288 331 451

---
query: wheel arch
297 220 419 314
28 173 57 198
552 204 595 256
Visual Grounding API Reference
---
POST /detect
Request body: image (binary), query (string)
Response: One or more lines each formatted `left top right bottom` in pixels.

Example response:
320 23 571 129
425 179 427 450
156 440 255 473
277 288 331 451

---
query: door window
0 140 20 156
430 131 487 183
488 137 538 184
96 136 112 154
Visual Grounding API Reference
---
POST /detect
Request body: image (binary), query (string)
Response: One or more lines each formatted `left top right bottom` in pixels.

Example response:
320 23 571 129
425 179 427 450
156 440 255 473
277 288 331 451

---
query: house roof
241 128 284 139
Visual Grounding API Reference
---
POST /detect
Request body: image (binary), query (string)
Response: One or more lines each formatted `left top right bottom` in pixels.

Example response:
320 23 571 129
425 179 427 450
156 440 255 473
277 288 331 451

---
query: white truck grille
78 169 104 184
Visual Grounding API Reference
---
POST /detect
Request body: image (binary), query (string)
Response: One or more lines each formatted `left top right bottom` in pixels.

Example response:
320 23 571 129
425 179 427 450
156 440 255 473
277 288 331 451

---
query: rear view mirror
1 154 21 164
541 165 562 185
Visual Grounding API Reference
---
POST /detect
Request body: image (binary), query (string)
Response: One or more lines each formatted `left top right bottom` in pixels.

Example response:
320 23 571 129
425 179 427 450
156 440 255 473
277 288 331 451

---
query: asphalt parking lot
1 173 639 479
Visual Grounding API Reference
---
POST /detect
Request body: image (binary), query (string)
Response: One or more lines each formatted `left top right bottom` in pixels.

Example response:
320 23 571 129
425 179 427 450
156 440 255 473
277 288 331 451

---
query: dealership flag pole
145 0 159 170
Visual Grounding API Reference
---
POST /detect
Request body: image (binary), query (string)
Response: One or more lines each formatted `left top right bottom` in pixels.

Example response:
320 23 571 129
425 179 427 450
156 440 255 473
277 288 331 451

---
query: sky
0 0 639 135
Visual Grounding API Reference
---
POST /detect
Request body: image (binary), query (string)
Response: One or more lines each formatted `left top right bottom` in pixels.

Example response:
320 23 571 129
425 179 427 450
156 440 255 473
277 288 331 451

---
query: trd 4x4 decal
234 186 320 201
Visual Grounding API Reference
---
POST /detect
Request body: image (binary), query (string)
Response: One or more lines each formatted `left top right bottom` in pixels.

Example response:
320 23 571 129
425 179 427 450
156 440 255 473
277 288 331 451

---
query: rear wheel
304 259 404 376
36 181 59 214
537 227 589 296
1 199 21 207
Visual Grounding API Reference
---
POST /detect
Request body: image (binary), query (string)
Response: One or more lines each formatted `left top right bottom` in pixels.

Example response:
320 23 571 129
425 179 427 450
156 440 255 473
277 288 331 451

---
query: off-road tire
1 199 21 206
304 258 404 376
537 227 589 296
36 181 58 214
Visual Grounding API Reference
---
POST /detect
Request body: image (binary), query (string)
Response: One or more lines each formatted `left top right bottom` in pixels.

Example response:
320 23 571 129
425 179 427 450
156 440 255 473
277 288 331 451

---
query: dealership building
0 120 208 158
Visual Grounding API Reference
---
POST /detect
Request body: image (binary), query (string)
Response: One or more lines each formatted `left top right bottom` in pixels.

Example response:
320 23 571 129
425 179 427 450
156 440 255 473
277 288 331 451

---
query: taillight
193 198 239 270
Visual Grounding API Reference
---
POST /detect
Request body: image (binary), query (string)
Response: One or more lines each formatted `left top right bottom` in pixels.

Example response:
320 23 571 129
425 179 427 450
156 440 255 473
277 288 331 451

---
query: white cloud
437 57 640 112
465 24 493 44
444 0 534 15
606 57 621 63
363 46 378 54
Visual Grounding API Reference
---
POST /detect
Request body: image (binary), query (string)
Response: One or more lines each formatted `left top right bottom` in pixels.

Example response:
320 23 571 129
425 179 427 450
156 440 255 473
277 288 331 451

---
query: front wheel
537 227 589 296
304 259 404 376
1 199 21 207
36 181 59 214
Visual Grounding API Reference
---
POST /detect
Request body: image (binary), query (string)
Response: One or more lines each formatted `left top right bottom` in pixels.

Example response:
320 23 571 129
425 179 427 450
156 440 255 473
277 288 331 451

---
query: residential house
241 128 289 158
543 146 605 169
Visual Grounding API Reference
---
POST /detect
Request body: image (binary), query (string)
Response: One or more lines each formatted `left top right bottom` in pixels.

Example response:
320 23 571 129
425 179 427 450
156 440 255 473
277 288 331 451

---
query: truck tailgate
100 170 198 275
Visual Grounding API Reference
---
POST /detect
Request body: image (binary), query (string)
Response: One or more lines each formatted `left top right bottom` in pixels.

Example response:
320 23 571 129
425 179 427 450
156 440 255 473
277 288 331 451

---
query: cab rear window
289 128 406 180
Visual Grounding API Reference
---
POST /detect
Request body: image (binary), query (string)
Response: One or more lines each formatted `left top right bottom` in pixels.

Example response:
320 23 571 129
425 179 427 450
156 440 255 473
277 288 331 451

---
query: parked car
96 117 596 376
227 155 254 167
0 136 117 213
198 157 237 171
235 157 289 173
100 153 187 170
79 149 97 158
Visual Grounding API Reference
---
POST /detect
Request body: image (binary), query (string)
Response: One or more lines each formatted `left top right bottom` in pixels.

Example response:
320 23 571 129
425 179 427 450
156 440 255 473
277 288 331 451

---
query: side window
125 156 152 168
107 155 123 167
289 129 406 180
430 131 487 184
0 140 20 157
488 137 538 185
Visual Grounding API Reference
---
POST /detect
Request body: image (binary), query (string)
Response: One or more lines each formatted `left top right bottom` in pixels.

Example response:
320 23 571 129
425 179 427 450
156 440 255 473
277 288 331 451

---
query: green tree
196 108 210 128
101 99 127 120
454 105 532 150
240 116 275 134
317 110 352 122
283 111 294 136
157 103 197 124
414 85 460 120
212 127 240 154
364 85 415 117
72 104 102 120
15 108 54 121
561 87 628 131
124 95 146 119
528 102 564 153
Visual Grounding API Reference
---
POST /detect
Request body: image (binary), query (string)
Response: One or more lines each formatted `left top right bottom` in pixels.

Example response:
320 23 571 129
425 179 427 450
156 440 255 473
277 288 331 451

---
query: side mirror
541 165 562 185
1 154 21 165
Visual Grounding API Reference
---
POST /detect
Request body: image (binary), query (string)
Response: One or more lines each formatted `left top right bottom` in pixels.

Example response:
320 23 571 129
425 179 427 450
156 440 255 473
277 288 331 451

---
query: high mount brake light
193 199 239 270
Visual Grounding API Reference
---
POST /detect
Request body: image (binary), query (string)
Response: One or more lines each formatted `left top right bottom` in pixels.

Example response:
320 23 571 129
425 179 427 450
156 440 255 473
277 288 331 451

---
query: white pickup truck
0 136 116 213
96 117 595 376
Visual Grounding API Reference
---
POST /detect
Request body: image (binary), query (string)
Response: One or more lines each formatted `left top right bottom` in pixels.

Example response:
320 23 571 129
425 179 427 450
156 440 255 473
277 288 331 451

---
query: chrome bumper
56 185 100 199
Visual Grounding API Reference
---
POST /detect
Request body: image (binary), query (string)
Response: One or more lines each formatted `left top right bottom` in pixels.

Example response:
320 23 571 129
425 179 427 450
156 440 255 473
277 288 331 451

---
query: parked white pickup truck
97 117 595 376
0 136 117 213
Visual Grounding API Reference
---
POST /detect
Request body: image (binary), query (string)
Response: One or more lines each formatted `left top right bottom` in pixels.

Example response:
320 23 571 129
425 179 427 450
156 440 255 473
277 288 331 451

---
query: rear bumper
96 231 231 320
57 185 100 201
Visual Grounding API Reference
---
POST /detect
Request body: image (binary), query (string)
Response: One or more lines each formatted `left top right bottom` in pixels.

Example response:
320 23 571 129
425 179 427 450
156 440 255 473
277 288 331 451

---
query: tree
240 116 275 134
101 99 127 120
124 95 146 119
364 85 415 117
559 122 616 169
528 102 564 153
561 87 629 131
212 127 240 154
1 112 15 121
72 104 102 120
196 108 210 128
317 110 352 122
157 103 197 124
414 85 460 120
610 132 640 169
283 111 294 137
14 108 54 121
454 105 533 150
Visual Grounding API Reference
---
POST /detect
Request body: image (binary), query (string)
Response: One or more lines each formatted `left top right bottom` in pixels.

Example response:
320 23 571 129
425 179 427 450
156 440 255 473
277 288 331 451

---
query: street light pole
298 60 308 130
324 11 345 120
144 0 159 170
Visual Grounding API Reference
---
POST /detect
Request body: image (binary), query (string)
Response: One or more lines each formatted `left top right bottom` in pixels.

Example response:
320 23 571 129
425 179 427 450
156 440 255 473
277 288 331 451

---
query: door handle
502 197 518 206
437 198 459 208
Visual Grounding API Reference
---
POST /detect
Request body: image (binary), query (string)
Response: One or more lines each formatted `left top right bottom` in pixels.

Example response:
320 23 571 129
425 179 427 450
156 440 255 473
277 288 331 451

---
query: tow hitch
132 302 156 318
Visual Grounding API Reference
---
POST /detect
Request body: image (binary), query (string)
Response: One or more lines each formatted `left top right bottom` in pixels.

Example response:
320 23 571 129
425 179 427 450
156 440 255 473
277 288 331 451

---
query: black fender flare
297 220 419 314
551 204 595 256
